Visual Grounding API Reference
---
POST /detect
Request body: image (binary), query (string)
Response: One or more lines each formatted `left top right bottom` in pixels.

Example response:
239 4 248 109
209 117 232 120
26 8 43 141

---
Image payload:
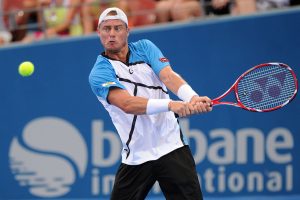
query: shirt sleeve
89 57 125 102
139 39 170 75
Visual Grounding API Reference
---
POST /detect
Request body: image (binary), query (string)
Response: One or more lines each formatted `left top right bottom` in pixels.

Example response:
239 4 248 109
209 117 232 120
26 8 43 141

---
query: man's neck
105 45 129 63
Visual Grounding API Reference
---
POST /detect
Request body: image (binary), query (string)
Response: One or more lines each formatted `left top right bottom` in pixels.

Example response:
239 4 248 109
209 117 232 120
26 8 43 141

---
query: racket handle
211 99 239 107
211 99 218 106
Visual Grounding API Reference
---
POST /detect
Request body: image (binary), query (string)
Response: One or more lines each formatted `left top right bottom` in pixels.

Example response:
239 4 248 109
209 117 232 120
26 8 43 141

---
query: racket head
235 63 298 112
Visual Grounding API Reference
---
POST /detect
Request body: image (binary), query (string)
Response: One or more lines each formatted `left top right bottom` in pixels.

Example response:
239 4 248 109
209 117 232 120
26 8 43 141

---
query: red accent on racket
212 63 298 112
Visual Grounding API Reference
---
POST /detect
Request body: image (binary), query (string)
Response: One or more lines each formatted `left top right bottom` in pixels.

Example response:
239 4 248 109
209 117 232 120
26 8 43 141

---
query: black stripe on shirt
117 76 168 94
125 84 138 159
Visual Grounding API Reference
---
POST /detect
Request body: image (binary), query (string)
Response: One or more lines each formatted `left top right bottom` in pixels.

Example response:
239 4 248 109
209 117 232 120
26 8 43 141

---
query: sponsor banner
3 117 298 199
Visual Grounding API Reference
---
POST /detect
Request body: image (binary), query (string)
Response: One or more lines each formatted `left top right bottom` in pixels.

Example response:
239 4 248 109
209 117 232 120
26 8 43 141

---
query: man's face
98 20 129 53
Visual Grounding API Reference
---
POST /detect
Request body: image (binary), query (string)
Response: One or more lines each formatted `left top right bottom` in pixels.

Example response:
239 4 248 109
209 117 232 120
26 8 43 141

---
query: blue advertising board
0 7 300 200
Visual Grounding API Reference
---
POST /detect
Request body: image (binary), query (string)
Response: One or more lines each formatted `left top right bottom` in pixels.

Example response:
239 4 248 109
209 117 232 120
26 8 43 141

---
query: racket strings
237 65 296 111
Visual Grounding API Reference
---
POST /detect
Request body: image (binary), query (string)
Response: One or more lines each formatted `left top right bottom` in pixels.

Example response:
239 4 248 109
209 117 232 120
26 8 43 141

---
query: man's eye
115 26 123 31
103 27 110 32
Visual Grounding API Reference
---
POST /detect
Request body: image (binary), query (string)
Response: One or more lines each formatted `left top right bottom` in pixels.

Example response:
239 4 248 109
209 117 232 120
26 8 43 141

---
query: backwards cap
98 7 128 26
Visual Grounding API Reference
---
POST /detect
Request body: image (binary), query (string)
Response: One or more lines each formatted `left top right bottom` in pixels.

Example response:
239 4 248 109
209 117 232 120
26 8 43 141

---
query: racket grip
211 99 218 106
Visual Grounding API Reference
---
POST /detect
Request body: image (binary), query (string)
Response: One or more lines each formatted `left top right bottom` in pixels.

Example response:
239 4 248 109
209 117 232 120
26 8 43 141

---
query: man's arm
159 66 212 113
107 87 148 115
159 66 187 94
107 87 194 117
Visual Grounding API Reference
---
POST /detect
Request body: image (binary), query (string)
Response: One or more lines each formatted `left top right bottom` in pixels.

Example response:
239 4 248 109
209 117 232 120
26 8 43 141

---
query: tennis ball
18 61 35 77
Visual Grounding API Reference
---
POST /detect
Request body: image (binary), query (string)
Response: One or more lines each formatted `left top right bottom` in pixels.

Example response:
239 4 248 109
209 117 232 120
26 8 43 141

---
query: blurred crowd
0 0 300 46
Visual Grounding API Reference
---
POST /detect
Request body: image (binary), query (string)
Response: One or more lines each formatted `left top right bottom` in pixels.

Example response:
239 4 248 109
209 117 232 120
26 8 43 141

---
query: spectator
22 0 95 43
0 0 12 45
233 0 291 15
81 0 100 32
83 0 125 31
156 0 202 23
0 24 12 46
290 0 300 6
40 0 88 37
204 0 232 16
256 0 290 11
117 0 156 27
231 0 256 14
2 0 37 42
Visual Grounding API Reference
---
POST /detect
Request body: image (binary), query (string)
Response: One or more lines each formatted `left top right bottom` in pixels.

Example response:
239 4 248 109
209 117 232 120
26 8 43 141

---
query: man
89 7 212 200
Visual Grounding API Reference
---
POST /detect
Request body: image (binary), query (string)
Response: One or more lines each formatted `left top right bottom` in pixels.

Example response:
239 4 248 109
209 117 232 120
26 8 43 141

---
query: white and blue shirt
89 39 187 165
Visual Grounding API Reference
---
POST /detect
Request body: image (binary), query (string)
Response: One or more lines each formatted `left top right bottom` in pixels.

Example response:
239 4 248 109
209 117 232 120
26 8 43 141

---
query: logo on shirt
129 68 134 74
159 57 169 63
102 82 116 87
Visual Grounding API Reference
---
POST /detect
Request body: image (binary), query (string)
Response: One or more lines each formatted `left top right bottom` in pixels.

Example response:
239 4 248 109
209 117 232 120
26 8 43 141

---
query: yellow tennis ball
18 61 35 77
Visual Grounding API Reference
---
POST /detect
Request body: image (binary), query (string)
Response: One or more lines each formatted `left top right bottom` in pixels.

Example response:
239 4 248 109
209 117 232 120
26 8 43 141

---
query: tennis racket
212 62 298 112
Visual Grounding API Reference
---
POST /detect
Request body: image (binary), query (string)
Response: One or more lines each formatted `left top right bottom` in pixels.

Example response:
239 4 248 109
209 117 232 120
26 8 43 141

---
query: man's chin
107 48 121 54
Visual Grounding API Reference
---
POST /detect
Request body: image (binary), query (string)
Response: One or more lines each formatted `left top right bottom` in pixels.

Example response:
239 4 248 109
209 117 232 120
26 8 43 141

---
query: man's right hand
168 101 193 117
169 97 212 117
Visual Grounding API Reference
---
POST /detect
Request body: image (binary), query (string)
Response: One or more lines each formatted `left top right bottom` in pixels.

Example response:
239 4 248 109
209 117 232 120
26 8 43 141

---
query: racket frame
212 63 298 112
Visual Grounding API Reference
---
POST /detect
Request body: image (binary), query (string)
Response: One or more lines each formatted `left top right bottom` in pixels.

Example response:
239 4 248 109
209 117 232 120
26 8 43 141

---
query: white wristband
146 99 171 115
177 84 198 102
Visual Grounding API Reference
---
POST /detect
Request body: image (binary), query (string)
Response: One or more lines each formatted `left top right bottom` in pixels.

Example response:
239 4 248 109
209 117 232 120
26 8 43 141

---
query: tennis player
89 7 212 200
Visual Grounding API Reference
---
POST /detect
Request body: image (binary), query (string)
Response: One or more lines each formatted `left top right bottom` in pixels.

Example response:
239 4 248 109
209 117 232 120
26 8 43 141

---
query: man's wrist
168 101 172 111
146 99 171 115
177 84 198 102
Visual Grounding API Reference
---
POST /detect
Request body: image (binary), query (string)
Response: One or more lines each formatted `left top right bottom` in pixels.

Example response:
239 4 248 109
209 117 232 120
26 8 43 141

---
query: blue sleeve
139 39 170 75
89 57 125 102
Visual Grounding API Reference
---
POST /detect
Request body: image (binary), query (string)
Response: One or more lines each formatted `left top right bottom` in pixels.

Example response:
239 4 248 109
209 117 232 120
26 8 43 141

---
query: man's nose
109 29 116 36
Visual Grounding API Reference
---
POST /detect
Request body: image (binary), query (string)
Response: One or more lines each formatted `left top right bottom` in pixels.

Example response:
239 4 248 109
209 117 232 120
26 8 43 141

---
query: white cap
98 7 128 27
